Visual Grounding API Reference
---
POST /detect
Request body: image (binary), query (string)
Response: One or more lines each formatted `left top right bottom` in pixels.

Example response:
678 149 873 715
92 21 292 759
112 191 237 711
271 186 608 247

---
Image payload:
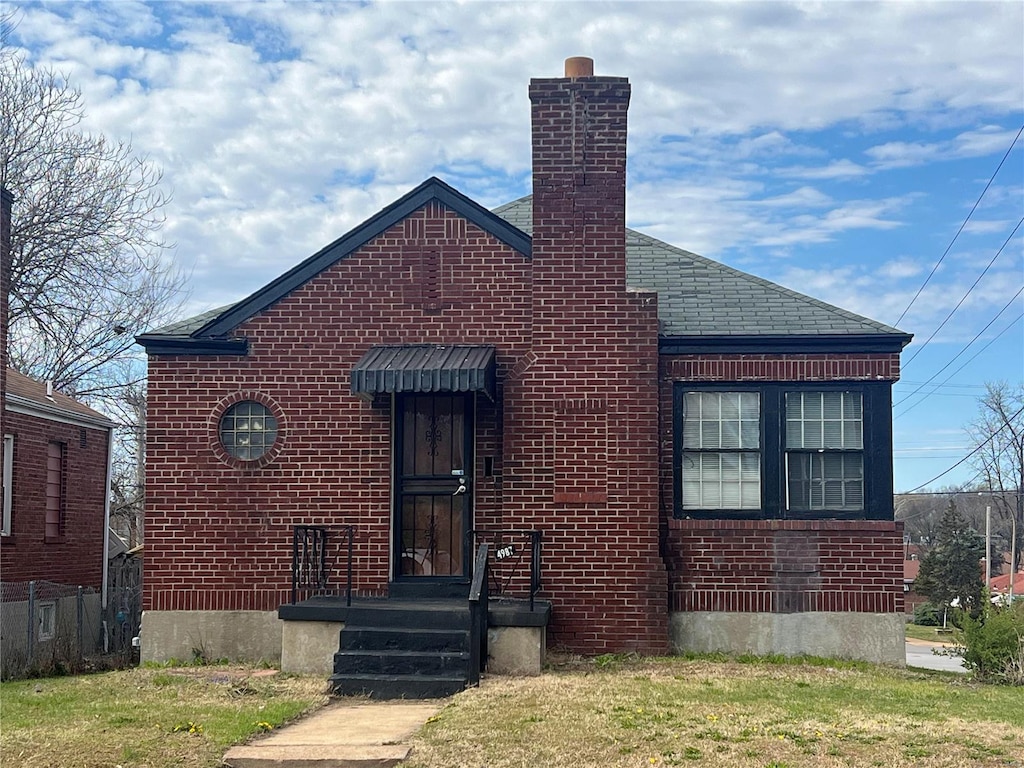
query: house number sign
495 544 515 560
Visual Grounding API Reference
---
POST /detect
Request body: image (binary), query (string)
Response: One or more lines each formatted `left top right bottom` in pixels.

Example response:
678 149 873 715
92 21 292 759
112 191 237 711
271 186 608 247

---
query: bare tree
0 46 185 398
968 381 1024 574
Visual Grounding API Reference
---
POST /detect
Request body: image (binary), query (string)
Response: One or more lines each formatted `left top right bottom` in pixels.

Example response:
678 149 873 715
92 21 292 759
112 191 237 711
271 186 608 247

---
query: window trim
673 381 893 521
210 392 286 470
2 434 12 536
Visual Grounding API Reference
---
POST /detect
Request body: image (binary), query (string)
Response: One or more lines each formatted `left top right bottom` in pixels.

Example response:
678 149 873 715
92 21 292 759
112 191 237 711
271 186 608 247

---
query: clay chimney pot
564 56 594 78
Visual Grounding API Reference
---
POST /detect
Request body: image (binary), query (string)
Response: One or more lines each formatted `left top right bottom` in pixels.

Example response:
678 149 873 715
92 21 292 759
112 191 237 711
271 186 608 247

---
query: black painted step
388 580 470 600
339 626 469 653
345 600 471 630
330 673 466 700
333 649 470 676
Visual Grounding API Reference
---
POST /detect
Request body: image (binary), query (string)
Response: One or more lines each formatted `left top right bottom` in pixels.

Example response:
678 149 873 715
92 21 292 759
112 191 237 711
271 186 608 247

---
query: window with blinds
785 391 864 511
680 391 761 510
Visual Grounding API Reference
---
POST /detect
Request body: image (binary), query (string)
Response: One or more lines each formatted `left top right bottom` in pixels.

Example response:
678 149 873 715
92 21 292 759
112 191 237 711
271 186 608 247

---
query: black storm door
395 395 472 578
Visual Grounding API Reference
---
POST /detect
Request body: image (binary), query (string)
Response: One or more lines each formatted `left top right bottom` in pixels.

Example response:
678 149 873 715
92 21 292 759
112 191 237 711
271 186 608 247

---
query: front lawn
0 665 327 768
408 655 1024 768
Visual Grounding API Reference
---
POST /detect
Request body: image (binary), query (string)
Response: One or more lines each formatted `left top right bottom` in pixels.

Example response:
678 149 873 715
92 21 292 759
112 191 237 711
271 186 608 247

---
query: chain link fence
1 581 102 679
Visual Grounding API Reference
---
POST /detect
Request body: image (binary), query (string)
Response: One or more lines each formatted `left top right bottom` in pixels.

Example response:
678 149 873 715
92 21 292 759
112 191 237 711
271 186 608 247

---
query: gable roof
5 369 114 430
139 177 530 351
138 180 910 355
493 196 910 351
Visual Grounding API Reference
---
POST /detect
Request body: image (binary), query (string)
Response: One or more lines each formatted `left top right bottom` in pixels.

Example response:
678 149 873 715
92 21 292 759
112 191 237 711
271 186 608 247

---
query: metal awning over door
350 344 496 400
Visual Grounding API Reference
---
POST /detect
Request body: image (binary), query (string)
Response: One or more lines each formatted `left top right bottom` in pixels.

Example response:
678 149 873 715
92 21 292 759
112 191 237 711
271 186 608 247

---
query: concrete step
345 600 471 630
333 649 470 676
330 673 466 700
339 626 468 653
223 743 410 768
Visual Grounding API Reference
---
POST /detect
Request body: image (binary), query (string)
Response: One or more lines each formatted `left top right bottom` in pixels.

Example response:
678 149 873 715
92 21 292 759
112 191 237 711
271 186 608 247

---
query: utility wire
894 290 1024 414
894 310 1023 417
893 124 1024 328
902 217 1023 369
902 404 1024 493
905 217 1024 372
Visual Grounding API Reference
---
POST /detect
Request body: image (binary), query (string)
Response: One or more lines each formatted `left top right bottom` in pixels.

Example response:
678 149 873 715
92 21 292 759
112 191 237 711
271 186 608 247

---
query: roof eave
135 334 249 356
659 333 914 355
6 395 114 430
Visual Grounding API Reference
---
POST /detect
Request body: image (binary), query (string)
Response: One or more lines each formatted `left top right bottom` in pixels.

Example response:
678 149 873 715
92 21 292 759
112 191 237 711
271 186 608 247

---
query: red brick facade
0 412 110 588
145 73 669 652
659 353 905 619
666 519 904 614
141 62 906 660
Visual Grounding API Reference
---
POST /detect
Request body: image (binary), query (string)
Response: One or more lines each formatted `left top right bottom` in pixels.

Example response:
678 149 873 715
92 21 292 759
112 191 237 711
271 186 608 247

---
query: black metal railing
470 529 542 611
291 525 354 606
468 542 489 686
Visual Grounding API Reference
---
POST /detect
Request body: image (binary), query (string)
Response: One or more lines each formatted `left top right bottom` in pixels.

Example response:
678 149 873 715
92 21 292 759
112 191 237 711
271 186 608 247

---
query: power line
902 216 1023 370
893 123 1024 328
893 294 1024 415
901 404 1024 493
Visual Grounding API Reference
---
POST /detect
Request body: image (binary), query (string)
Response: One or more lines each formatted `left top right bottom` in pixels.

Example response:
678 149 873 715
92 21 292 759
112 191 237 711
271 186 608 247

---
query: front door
395 394 472 578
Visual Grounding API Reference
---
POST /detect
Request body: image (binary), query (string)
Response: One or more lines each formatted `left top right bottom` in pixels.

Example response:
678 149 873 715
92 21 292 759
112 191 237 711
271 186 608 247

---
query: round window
219 401 278 461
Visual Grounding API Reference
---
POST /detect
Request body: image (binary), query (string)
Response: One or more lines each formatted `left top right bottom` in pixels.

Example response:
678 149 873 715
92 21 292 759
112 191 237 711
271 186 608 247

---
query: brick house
137 59 911 689
1 189 115 672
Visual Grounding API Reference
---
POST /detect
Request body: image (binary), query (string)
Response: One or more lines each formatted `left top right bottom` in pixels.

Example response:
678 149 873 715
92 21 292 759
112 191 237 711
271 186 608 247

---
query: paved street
905 640 966 673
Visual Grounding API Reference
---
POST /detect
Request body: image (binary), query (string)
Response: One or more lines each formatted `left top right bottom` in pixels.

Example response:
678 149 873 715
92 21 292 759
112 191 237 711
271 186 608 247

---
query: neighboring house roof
137 179 912 354
989 571 1024 594
5 369 113 430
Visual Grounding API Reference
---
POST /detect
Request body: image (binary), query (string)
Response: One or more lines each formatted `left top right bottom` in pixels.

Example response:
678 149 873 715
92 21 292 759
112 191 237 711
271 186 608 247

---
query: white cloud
777 160 871 180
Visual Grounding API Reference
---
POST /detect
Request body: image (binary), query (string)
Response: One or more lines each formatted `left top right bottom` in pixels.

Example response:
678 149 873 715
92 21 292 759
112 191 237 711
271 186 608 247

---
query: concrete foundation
670 611 906 666
140 610 282 665
487 625 546 676
281 621 344 676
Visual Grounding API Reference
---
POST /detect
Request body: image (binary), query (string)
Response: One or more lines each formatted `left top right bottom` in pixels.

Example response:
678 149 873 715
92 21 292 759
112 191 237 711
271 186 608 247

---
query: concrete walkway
905 637 967 673
222 700 444 768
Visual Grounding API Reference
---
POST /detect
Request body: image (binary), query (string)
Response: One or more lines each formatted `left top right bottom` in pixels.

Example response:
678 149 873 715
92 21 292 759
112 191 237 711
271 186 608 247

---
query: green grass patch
0 666 327 768
905 623 958 643
407 656 1024 768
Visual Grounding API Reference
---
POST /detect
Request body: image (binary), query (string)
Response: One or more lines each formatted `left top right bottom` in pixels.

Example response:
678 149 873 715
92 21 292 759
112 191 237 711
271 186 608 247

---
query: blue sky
8 1 1023 493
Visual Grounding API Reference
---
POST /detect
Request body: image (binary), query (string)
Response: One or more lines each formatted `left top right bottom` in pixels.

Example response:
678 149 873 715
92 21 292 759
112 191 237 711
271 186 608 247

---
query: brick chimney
529 56 630 288
505 60 667 655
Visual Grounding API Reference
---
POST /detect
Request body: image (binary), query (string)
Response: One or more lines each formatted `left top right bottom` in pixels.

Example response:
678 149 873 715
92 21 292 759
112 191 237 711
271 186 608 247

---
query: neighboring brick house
137 59 911 675
0 188 115 673
1 188 114 589
0 370 114 587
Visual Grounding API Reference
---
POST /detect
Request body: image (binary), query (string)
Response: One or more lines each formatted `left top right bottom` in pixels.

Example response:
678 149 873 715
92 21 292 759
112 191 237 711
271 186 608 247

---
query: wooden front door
395 394 472 578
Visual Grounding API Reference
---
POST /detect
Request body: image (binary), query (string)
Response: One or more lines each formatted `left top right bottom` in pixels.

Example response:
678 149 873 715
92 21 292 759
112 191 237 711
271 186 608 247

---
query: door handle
453 478 468 496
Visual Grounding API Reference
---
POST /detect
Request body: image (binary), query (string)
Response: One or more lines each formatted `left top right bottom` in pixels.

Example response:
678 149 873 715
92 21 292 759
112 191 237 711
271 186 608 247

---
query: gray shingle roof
142 186 909 349
493 195 907 339
145 305 238 337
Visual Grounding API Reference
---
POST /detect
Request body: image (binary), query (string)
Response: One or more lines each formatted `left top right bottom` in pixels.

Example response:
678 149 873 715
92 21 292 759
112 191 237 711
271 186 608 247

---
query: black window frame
673 381 893 521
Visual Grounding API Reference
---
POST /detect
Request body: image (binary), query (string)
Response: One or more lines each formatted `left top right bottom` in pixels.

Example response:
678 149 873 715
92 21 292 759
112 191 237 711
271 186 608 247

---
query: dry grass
407 656 1024 768
0 665 328 768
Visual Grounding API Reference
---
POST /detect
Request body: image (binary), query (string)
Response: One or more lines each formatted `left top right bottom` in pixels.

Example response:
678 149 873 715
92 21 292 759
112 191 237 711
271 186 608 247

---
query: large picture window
674 383 891 520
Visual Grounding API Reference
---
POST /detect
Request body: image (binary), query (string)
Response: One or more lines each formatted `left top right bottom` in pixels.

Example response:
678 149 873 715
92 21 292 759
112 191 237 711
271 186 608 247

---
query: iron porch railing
291 525 354 606
470 529 542 611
